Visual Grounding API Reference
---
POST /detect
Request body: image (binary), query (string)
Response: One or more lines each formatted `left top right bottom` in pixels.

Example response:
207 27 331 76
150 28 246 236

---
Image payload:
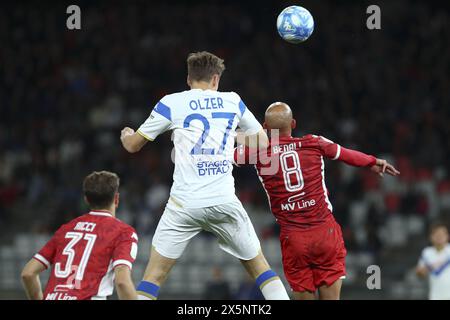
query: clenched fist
121 127 135 141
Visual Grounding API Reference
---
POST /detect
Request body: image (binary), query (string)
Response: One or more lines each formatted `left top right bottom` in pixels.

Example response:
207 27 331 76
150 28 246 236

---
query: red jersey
33 210 138 300
235 134 376 230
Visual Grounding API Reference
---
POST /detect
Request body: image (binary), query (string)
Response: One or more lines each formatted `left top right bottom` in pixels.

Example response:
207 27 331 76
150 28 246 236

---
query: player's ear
84 196 90 206
263 122 268 130
291 119 296 129
186 75 191 88
114 193 120 208
211 74 220 89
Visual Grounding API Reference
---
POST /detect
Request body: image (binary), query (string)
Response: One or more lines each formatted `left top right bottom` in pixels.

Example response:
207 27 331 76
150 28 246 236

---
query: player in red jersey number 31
21 171 138 300
235 102 400 300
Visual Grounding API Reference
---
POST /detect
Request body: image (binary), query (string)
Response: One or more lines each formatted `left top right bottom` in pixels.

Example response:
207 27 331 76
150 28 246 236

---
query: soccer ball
276 6 314 44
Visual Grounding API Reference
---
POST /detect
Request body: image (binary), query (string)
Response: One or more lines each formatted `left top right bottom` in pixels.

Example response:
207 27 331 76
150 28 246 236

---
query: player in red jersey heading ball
21 171 138 300
235 102 400 300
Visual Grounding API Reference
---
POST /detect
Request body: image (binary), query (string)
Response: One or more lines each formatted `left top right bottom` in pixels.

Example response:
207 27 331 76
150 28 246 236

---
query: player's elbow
124 144 141 153
114 266 134 291
115 274 137 299
21 268 36 281
115 277 131 290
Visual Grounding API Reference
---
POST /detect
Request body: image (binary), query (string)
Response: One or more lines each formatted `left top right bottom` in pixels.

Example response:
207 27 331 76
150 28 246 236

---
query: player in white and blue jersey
416 222 450 300
120 51 289 300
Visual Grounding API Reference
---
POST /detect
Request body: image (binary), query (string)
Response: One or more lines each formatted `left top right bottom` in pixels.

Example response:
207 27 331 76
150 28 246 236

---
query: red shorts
280 218 347 293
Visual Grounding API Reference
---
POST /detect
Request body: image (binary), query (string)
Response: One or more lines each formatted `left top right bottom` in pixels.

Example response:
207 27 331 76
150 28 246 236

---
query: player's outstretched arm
21 259 46 300
329 143 400 177
120 127 148 153
114 265 138 300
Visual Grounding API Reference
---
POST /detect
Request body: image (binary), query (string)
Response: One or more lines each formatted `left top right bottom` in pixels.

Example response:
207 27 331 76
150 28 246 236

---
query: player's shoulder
446 244 450 253
95 216 138 243
421 246 436 257
116 218 136 232
46 214 86 239
218 91 247 116
218 91 241 101
158 90 190 105
110 218 138 238
100 214 134 229
299 134 335 145
273 135 301 146
296 134 321 145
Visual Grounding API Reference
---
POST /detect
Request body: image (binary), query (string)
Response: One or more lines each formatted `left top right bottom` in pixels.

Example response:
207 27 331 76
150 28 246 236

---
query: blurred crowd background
0 0 449 299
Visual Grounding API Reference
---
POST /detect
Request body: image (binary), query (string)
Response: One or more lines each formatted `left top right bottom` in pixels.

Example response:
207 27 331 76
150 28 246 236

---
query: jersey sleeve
236 97 262 135
112 227 139 270
418 249 431 270
34 232 60 269
137 100 173 141
317 136 341 160
318 136 376 167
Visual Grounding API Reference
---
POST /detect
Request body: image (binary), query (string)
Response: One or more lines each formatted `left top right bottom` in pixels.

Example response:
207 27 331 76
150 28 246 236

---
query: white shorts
152 197 261 260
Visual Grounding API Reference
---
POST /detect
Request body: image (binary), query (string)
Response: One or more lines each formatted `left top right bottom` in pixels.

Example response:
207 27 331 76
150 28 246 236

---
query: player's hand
415 266 428 278
370 158 400 177
121 127 135 141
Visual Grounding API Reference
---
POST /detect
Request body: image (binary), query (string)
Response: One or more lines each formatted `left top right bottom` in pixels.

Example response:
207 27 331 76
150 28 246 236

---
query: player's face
430 227 449 247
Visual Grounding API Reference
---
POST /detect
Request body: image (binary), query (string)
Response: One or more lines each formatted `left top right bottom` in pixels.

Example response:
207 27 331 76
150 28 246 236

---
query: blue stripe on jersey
154 101 171 121
238 100 247 116
431 259 450 276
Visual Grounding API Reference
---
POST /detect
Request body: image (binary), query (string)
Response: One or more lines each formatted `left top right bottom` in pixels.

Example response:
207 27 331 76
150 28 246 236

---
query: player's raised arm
318 136 400 177
21 258 46 300
120 127 148 153
121 99 173 153
236 98 268 150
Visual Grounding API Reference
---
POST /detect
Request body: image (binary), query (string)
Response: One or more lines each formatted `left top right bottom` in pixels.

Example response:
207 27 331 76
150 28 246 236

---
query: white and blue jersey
137 88 262 208
418 244 450 300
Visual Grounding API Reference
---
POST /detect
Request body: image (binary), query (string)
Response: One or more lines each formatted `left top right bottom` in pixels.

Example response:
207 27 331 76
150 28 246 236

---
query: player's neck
190 81 216 91
278 129 292 137
435 244 446 251
90 207 115 217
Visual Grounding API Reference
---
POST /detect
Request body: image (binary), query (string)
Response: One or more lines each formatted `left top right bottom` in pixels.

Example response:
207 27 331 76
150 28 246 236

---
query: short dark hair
187 51 225 82
83 171 120 209
430 222 448 233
